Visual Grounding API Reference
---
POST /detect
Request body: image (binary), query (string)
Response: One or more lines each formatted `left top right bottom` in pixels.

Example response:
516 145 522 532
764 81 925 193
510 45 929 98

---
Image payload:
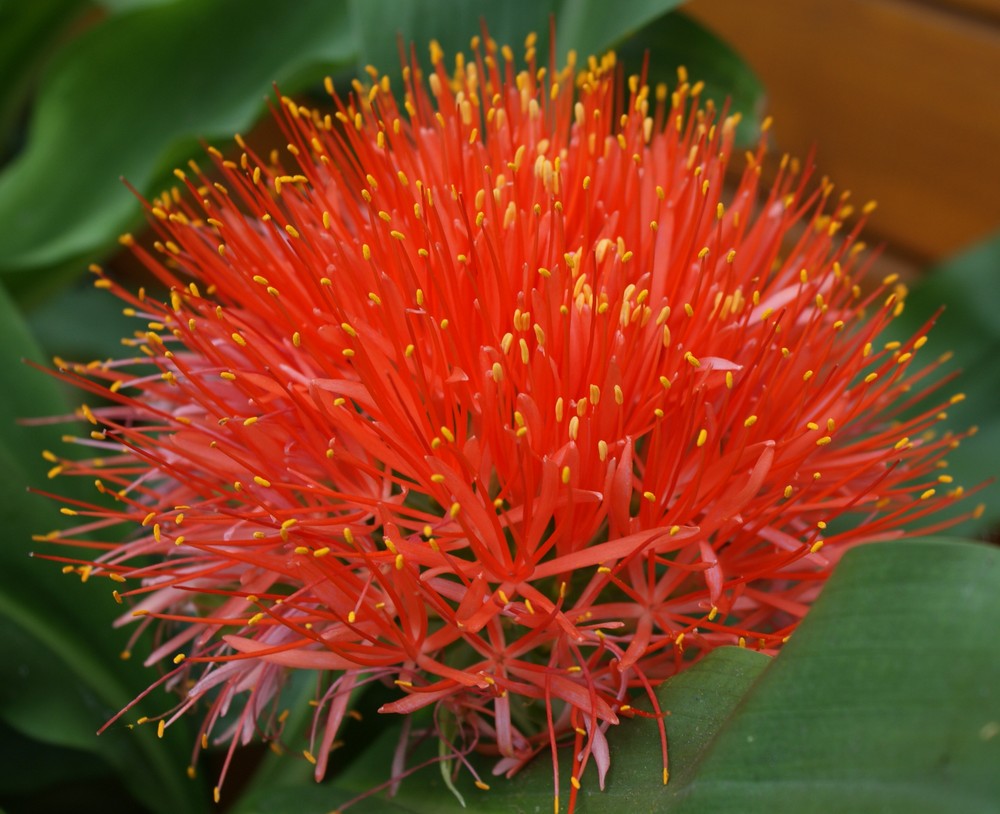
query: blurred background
688 0 1000 277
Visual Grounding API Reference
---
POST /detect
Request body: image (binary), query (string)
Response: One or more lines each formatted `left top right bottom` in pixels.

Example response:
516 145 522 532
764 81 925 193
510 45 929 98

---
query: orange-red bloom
42 35 970 810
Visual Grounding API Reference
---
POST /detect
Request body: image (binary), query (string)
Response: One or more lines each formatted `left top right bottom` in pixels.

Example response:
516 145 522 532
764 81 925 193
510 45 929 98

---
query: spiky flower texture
43 36 970 811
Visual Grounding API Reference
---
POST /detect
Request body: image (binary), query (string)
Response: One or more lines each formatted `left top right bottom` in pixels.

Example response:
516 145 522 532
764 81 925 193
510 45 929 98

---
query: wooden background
686 0 1000 274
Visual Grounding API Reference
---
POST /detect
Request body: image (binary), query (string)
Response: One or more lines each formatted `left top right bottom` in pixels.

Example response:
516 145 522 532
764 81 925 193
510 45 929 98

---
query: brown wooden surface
926 0 1000 23
686 0 1000 266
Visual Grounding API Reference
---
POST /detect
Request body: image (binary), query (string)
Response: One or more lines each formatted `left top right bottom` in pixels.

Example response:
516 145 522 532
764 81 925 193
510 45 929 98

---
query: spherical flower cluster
42 34 969 810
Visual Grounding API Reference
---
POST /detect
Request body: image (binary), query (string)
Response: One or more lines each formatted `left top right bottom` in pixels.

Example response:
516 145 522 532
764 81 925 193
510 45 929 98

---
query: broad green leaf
0 279 74 470
25 276 137 364
0 721 108 796
0 281 207 814
231 539 998 813
0 614 203 814
669 538 1000 813
349 0 686 70
0 0 89 154
887 233 1000 536
0 0 356 282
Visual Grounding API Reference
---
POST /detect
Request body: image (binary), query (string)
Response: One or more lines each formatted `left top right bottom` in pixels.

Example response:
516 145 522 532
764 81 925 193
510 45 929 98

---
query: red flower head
41 33 971 811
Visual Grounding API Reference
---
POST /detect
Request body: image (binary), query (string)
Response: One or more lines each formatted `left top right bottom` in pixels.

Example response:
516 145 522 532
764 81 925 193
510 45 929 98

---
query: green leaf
0 720 109 796
0 614 204 814
0 0 357 282
230 539 999 813
887 233 1000 536
0 280 73 466
24 276 137 364
0 0 90 154
349 0 686 70
0 281 207 814
669 538 1000 813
